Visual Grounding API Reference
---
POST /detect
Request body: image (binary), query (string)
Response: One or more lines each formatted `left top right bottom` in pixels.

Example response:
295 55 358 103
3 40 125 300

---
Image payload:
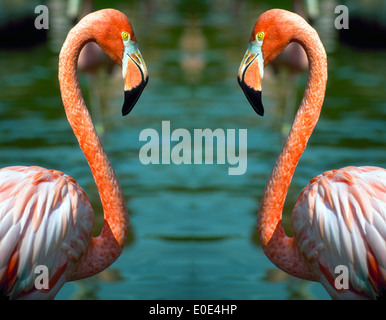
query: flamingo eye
257 32 264 41
121 31 130 40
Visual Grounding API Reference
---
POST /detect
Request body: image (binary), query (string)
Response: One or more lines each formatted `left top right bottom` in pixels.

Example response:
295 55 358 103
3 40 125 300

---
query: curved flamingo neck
58 20 129 280
257 19 327 281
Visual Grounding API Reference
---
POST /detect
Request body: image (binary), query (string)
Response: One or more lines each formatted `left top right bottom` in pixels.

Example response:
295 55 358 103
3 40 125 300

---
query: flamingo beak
238 48 264 116
122 46 148 116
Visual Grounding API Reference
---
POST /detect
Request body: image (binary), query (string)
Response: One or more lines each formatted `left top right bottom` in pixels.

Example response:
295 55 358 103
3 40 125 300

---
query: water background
0 0 385 299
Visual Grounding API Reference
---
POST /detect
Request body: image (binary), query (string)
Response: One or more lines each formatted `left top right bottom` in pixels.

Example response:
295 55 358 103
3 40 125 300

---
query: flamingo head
86 9 149 116
238 9 302 116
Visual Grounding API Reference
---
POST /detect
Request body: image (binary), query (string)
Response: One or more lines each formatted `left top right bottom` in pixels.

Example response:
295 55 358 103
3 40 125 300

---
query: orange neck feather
58 18 129 280
257 14 328 281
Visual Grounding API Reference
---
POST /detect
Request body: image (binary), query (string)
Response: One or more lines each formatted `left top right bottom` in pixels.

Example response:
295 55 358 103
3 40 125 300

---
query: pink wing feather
0 166 94 299
293 166 386 299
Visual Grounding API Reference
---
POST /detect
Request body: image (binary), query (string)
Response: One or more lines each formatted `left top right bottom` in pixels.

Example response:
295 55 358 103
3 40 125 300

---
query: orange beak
238 44 265 116
122 43 148 116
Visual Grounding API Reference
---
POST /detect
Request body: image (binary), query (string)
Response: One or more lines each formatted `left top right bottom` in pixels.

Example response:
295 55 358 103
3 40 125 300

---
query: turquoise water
0 0 385 300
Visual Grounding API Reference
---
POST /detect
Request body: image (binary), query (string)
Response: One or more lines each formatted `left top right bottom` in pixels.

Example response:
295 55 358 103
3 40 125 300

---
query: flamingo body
293 166 386 299
238 9 386 299
0 9 148 299
0 166 93 299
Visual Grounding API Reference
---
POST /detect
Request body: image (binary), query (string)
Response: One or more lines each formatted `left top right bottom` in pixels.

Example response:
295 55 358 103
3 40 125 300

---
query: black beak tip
122 78 148 116
238 78 264 117
253 95 264 116
122 101 131 116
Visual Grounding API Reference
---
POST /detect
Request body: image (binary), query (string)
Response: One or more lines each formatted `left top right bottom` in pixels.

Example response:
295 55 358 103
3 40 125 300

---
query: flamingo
0 9 148 299
238 9 386 299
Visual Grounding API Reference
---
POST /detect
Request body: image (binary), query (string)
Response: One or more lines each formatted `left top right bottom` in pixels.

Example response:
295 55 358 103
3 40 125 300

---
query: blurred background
0 0 385 299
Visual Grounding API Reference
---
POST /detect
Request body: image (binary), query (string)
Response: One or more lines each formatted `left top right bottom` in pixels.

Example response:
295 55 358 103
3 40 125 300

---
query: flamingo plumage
0 9 148 299
238 9 386 299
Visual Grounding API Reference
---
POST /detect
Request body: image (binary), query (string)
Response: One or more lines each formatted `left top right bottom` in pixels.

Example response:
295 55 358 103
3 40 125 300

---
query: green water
0 0 385 300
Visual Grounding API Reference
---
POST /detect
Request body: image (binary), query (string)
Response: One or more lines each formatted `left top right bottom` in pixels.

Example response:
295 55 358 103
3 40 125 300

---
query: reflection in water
75 0 116 137
268 0 338 139
49 0 117 137
0 0 384 300
71 268 123 300
179 18 207 84
262 269 316 300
